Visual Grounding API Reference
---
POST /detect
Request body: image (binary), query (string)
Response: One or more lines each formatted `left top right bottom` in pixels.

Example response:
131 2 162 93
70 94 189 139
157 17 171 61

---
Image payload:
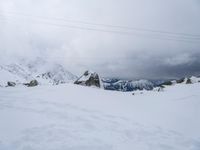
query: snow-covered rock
160 76 200 87
74 70 103 88
189 76 200 83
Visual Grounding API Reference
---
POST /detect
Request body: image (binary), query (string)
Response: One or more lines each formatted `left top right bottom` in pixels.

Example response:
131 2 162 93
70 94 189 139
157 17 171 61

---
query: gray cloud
0 0 200 79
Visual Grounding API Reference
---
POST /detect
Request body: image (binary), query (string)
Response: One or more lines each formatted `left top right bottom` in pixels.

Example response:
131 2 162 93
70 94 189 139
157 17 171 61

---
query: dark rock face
186 78 192 84
157 87 164 92
29 80 39 86
176 78 185 84
103 80 154 91
83 70 89 76
7 81 16 87
161 81 173 86
74 71 101 88
24 80 39 87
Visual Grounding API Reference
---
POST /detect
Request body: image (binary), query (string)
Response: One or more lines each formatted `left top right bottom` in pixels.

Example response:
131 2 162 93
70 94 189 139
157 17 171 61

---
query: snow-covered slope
0 82 200 149
0 59 77 86
34 63 77 85
0 64 32 86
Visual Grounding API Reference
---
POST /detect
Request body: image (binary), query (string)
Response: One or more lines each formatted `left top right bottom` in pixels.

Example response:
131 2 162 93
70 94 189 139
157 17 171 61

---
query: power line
1 11 200 38
0 15 200 43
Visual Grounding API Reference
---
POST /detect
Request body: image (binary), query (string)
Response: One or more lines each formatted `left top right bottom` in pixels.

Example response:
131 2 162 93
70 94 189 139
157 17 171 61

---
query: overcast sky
0 0 200 79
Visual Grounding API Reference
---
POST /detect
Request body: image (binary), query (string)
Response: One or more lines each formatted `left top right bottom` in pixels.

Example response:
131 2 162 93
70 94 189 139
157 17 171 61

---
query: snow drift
0 81 200 150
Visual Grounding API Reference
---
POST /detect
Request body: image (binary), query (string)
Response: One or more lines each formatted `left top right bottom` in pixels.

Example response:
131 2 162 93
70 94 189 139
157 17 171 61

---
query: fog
0 0 200 79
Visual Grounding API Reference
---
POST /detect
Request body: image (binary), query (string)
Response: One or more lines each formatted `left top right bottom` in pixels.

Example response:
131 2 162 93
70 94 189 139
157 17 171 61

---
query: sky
0 0 200 79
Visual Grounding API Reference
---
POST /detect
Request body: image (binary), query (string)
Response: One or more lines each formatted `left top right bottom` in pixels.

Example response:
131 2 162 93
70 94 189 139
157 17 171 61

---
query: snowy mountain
0 59 77 87
74 71 156 91
102 76 200 92
160 76 200 86
1 59 199 93
102 78 155 91
0 78 200 150
34 64 77 85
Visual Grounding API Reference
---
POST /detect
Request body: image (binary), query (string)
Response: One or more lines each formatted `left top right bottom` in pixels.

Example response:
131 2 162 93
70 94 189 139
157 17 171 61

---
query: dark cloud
0 0 200 79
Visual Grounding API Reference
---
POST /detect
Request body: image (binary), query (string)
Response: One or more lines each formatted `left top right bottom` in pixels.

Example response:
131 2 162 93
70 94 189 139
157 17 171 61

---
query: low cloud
0 0 200 79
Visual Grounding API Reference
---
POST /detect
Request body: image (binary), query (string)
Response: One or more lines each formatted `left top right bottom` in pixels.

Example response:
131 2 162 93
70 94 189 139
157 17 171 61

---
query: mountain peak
0 59 77 87
74 70 102 88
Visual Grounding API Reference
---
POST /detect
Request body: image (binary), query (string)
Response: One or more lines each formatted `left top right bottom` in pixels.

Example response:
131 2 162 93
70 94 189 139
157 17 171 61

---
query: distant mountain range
0 59 77 87
102 76 200 92
74 71 200 92
102 78 161 91
1 59 200 91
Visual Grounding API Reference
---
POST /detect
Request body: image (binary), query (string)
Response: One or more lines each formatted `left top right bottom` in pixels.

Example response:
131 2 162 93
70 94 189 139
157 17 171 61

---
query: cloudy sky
0 0 200 79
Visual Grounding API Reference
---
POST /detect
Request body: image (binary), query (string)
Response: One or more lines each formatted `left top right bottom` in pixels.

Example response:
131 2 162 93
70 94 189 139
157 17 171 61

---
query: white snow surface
0 83 200 150
190 76 200 83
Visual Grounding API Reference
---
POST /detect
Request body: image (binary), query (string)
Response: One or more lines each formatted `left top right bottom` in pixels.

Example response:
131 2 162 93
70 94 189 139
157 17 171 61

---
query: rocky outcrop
176 78 185 84
24 80 39 87
186 78 192 84
74 71 101 88
7 81 16 87
161 80 174 86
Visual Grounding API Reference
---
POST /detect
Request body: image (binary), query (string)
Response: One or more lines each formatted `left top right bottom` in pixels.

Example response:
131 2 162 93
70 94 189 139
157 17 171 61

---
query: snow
103 79 155 91
0 60 77 86
0 67 27 86
0 83 200 149
77 73 91 82
190 76 200 83
76 70 95 82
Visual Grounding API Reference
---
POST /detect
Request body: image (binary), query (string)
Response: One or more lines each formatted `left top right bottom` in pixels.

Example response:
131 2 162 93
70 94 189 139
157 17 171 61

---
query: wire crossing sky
1 11 200 38
0 0 200 79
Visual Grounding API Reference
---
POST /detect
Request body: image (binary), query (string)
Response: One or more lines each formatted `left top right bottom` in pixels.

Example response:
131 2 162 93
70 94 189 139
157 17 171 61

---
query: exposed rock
29 80 38 86
159 85 165 88
161 81 173 86
24 80 39 87
74 70 101 88
186 78 192 84
176 78 185 84
7 81 16 87
157 87 164 92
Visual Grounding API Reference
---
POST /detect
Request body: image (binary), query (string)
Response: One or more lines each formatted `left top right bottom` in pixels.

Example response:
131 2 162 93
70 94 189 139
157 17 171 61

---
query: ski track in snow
0 85 200 150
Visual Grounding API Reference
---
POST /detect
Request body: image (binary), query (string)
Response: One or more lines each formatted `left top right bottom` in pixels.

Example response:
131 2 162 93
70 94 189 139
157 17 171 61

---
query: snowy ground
0 83 200 150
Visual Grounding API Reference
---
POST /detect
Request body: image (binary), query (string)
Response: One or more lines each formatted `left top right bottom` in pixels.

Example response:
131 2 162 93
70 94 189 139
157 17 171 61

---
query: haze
0 0 200 79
